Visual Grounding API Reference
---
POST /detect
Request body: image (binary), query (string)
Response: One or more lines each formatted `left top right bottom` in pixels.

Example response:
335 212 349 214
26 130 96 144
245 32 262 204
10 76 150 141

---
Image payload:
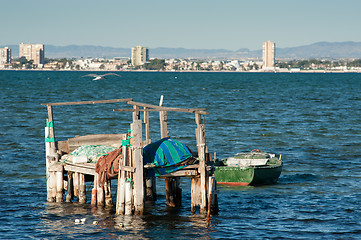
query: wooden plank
126 100 208 114
114 108 208 115
64 164 96 175
158 169 198 177
119 165 135 173
67 134 126 151
41 98 133 106
64 161 96 170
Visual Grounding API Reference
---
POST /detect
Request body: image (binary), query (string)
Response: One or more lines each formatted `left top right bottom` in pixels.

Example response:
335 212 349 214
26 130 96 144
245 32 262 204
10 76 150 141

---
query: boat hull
214 163 282 186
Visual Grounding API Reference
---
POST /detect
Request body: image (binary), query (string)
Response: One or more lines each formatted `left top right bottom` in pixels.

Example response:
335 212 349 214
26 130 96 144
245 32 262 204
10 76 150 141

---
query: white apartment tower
262 40 275 69
0 47 11 65
19 43 45 65
131 46 149 66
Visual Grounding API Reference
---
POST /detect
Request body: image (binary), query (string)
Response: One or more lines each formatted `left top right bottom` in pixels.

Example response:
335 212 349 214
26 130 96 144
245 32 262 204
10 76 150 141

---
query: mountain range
2 41 361 59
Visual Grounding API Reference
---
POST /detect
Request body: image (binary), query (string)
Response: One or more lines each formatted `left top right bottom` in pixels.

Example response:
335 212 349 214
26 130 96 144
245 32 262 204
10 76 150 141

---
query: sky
2 0 361 51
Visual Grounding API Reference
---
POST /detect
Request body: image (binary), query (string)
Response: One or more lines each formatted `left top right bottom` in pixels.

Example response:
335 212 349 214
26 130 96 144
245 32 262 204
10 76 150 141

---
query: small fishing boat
213 149 282 186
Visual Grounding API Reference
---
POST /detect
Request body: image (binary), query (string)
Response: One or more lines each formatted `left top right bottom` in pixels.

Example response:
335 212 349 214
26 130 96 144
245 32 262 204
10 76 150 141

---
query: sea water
0 71 360 239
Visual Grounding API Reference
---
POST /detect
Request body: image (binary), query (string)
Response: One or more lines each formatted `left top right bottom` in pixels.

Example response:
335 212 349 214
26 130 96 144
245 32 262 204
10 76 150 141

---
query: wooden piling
91 175 97 206
104 180 113 207
66 172 73 202
56 169 64 202
195 113 208 213
124 181 132 215
79 174 86 204
133 119 144 215
96 173 104 206
145 177 157 201
207 176 215 226
73 172 79 200
165 177 182 207
191 177 201 213
116 145 127 215
51 171 57 201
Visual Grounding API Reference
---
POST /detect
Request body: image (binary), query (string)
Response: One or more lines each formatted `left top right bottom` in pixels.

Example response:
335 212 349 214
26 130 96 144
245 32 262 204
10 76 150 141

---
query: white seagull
82 73 121 81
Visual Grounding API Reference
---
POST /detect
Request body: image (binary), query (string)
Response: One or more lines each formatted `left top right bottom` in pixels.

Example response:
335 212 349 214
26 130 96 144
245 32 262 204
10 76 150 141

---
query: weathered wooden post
144 105 156 202
104 180 112 207
195 113 207 213
133 112 144 214
116 144 127 215
45 104 60 202
191 177 201 213
73 172 79 200
56 169 64 202
159 96 182 207
144 107 151 145
66 172 73 202
91 175 97 206
96 173 104 206
78 173 86 204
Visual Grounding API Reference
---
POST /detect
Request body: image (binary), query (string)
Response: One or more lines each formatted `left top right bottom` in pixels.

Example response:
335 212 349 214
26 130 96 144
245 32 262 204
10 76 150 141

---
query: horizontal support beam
120 165 136 173
41 98 133 106
64 164 96 175
158 169 198 177
144 164 199 169
116 101 208 115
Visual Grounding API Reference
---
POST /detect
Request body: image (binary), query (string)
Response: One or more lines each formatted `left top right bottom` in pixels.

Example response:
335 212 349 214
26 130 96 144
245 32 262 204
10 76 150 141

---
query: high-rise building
131 46 149 66
0 47 11 65
262 40 275 69
19 43 45 65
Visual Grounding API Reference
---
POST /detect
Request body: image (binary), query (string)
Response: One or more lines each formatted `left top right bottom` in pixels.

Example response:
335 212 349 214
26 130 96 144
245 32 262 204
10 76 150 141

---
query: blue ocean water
0 71 360 239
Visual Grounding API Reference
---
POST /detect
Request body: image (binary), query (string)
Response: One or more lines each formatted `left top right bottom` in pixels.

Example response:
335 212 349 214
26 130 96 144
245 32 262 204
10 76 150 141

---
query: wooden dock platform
42 97 218 216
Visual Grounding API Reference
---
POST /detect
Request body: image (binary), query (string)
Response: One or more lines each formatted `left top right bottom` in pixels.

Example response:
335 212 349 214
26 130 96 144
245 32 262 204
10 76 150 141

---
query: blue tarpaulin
143 137 193 176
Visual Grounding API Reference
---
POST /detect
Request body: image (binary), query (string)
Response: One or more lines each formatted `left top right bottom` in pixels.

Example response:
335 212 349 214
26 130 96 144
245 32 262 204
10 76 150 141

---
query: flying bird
82 73 121 81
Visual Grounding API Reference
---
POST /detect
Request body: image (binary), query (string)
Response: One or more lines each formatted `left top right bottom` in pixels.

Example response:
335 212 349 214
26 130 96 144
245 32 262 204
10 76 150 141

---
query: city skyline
1 0 361 51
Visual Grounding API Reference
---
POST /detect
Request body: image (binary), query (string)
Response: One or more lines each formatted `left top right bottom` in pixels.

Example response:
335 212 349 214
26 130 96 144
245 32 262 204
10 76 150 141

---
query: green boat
213 150 282 186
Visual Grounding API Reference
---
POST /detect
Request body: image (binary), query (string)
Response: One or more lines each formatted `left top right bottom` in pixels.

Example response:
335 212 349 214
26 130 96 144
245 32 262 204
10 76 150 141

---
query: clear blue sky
2 0 361 50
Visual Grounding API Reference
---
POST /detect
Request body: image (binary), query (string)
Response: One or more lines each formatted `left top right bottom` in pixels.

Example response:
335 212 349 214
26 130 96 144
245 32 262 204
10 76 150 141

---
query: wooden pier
42 98 218 216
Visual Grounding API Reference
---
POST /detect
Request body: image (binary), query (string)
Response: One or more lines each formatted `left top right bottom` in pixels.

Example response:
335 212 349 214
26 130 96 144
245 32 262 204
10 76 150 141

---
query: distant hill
276 41 361 59
2 41 361 59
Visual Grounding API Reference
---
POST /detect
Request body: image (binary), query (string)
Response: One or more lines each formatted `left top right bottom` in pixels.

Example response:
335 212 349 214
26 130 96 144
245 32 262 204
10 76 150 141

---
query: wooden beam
64 164 96 175
125 100 208 115
41 98 133 106
114 108 209 115
119 165 135 173
158 170 198 177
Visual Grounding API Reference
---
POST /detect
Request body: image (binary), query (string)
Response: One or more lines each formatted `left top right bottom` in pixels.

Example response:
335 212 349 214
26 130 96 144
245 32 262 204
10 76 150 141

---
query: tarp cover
143 137 193 177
